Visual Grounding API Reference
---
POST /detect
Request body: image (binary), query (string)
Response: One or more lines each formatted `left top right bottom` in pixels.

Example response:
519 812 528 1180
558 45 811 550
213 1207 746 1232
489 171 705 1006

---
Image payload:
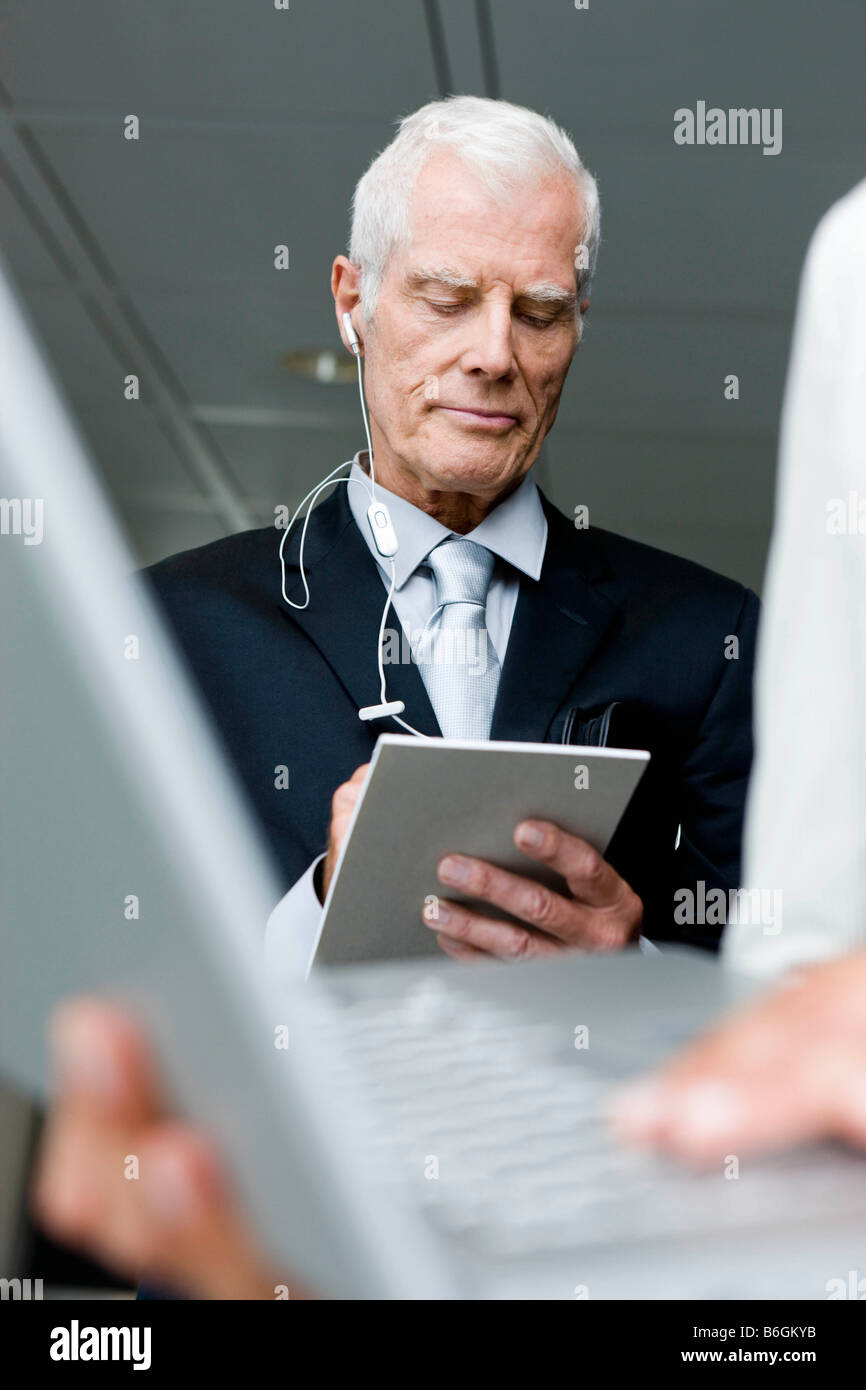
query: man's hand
423 819 643 960
609 952 866 1163
32 999 309 1299
319 763 370 902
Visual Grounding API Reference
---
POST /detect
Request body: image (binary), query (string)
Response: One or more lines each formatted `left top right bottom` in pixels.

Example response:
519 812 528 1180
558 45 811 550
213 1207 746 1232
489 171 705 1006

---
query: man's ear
579 296 591 317
332 255 364 354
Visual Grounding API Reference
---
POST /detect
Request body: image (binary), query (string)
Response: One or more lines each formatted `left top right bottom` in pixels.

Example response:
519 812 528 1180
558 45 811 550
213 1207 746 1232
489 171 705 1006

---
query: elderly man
146 95 756 970
31 175 866 1300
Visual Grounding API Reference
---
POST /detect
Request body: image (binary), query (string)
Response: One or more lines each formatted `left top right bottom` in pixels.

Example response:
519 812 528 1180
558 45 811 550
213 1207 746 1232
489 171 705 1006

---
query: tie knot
425 537 495 608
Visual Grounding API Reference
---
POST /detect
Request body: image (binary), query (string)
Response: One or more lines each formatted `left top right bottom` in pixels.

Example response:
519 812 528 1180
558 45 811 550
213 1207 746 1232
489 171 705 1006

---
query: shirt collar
346 451 548 590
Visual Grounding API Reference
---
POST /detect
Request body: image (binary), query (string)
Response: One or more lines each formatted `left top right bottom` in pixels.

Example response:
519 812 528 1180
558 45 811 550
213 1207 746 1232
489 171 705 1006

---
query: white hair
348 95 601 323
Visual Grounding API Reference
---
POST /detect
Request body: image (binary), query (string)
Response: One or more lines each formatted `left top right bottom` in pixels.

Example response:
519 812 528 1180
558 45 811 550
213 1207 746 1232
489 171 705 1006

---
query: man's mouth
439 404 519 430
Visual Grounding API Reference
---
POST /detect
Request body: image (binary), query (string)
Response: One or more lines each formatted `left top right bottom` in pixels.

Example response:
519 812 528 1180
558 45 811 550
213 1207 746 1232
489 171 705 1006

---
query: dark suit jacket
144 485 759 950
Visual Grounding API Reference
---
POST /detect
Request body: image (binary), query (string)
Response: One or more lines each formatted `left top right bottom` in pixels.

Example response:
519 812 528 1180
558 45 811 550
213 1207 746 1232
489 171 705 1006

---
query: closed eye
426 300 562 328
519 312 557 328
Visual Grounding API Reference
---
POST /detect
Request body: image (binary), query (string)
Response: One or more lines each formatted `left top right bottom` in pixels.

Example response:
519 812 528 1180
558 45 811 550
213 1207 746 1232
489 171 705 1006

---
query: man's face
358 154 585 507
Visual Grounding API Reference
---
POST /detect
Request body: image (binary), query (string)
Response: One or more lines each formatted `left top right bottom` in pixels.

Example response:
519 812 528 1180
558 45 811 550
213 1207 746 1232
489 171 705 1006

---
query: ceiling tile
1 1 437 119
494 0 866 133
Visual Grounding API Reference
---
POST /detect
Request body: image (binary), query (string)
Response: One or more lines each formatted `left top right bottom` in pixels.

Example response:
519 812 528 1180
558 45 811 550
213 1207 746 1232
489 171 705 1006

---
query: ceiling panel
493 0 866 134
106 288 359 413
207 423 365 515
19 285 233 510
0 163 67 284
21 282 140 400
29 120 390 293
582 138 866 316
0 1 438 120
79 406 216 508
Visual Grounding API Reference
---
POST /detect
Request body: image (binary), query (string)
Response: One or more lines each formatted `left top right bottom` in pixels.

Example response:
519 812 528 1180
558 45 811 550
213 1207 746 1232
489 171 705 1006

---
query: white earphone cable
376 559 430 740
354 342 377 502
279 465 371 610
278 323 429 736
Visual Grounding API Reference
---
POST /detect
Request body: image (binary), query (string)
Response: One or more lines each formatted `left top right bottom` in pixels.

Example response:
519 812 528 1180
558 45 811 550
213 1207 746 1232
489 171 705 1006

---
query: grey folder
313 736 649 967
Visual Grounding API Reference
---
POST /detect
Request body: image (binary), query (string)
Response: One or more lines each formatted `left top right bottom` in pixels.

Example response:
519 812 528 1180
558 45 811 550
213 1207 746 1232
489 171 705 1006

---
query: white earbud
342 310 360 356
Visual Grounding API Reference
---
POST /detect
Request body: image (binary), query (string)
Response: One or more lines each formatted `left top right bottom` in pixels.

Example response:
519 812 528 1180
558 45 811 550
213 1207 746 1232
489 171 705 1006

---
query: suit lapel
277 485 619 745
490 497 621 742
278 486 442 738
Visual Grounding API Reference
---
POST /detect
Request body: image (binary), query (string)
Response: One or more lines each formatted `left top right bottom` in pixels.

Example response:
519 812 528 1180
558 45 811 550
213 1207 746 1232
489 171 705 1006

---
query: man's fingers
34 1000 296 1299
35 999 181 1269
610 1064 838 1165
515 821 633 913
437 848 635 950
438 853 575 938
609 975 866 1162
330 762 369 827
434 932 489 962
49 998 163 1125
607 992 802 1161
134 1126 283 1299
424 897 561 959
36 1116 278 1298
323 763 371 895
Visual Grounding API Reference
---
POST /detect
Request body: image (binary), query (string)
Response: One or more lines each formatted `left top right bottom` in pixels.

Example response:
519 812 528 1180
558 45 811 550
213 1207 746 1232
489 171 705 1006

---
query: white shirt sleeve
264 854 326 984
724 181 866 976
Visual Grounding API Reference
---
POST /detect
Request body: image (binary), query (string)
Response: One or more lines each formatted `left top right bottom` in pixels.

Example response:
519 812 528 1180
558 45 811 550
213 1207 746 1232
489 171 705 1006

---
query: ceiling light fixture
280 348 356 384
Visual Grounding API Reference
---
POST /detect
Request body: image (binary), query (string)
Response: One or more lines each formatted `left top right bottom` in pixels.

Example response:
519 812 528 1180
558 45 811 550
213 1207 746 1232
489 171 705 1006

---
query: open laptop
2 254 866 1300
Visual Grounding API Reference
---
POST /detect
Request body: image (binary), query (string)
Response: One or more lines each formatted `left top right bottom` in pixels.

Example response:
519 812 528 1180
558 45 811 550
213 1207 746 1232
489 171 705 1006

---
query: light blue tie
417 537 501 739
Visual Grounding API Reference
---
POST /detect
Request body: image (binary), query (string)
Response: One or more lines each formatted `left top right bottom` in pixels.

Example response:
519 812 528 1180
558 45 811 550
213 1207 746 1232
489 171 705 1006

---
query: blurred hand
32 999 311 1299
319 763 370 901
609 952 866 1163
424 820 643 960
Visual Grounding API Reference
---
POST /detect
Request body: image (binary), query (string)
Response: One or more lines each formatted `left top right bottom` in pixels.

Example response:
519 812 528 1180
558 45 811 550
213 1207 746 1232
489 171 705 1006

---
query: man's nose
459 302 516 379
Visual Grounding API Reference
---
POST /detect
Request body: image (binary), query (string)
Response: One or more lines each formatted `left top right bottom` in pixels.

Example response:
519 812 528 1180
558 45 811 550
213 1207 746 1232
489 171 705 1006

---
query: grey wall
1 1 865 592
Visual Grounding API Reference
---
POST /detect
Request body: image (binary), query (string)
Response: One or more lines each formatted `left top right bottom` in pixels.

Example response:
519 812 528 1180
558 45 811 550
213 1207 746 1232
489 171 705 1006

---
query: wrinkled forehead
398 151 584 292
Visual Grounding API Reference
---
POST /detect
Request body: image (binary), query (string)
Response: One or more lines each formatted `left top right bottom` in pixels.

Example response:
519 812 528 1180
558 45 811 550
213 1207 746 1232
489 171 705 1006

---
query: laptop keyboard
313 973 866 1262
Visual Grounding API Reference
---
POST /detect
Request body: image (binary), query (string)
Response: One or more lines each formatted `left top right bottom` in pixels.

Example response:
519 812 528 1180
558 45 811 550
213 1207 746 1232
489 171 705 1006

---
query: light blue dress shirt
344 454 547 667
265 451 548 979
